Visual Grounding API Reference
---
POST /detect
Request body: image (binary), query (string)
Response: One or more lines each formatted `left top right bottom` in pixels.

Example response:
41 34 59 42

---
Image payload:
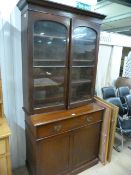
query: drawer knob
86 117 93 123
54 125 62 132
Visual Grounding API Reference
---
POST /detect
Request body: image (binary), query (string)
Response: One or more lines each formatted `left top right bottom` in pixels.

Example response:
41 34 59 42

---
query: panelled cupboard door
37 134 70 175
28 11 70 114
72 123 101 168
0 157 8 175
69 19 100 107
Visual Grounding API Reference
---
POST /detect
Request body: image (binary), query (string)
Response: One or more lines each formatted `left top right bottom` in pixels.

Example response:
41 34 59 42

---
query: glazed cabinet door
69 19 99 107
37 134 70 175
71 123 101 168
28 11 70 114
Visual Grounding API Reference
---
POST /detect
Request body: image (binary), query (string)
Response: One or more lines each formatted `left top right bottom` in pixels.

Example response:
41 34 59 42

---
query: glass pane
71 67 93 82
33 86 64 108
33 68 65 107
33 21 67 66
72 27 96 66
33 67 64 82
33 21 67 108
70 83 92 102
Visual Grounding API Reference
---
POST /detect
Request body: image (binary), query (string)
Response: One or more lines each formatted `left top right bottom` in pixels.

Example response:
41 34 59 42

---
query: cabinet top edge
30 103 104 126
17 0 106 20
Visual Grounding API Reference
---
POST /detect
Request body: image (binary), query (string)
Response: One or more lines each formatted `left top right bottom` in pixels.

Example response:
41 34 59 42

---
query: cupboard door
69 20 99 107
28 12 70 113
37 134 70 175
72 123 101 168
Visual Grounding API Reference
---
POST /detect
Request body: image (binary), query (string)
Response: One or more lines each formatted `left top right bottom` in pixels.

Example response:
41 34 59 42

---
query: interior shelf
34 78 63 88
33 59 65 62
33 65 66 68
72 65 94 68
33 96 64 106
34 33 66 39
73 59 94 62
72 79 92 84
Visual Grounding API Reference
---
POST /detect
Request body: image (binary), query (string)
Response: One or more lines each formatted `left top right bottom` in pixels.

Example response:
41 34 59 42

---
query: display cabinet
18 0 105 115
17 0 105 175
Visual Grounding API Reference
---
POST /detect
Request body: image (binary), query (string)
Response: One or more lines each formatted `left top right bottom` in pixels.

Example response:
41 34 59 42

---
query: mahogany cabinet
25 104 104 175
17 0 105 174
18 0 105 115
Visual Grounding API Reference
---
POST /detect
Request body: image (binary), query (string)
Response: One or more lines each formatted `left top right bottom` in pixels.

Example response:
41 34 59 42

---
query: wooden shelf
34 78 63 88
72 79 92 85
72 65 94 68
33 65 65 68
34 96 63 106
33 59 65 62
34 33 66 39
73 59 94 62
73 37 95 42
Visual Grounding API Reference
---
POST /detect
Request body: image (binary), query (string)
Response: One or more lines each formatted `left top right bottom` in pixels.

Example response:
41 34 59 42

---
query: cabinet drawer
36 116 84 139
35 111 103 139
0 140 6 155
83 112 103 125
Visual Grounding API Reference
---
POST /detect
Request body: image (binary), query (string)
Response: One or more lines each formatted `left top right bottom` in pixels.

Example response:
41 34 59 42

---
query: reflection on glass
70 27 96 103
33 21 67 108
71 67 93 82
33 21 67 66
33 67 64 82
33 86 64 108
72 27 96 66
70 83 92 102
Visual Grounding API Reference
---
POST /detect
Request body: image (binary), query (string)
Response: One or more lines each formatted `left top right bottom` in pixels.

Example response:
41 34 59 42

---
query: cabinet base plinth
26 158 99 175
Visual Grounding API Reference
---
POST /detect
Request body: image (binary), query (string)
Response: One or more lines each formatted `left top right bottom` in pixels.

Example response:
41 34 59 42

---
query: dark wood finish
17 0 106 19
37 134 70 175
18 0 105 114
17 1 105 175
21 11 31 112
25 10 71 114
35 111 102 139
31 103 103 126
72 123 101 168
26 103 104 175
68 19 100 108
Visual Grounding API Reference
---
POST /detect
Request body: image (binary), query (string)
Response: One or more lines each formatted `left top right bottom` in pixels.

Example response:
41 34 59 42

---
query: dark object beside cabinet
17 0 105 174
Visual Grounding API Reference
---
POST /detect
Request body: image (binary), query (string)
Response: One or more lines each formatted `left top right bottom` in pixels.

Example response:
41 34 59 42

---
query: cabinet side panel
26 126 37 175
21 11 30 113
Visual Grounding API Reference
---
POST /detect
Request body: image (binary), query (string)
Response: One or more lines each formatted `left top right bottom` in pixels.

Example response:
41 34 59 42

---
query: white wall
0 1 131 169
0 4 26 168
96 45 123 97
96 31 131 97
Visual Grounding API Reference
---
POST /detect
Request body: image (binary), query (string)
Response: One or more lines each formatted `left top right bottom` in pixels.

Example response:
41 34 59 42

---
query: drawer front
0 140 6 155
84 112 103 125
36 111 103 139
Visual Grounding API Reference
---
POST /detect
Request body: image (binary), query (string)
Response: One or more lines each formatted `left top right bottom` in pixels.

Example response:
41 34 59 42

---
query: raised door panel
37 134 70 175
69 19 100 108
27 11 70 114
0 156 8 175
72 122 101 168
0 140 6 155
